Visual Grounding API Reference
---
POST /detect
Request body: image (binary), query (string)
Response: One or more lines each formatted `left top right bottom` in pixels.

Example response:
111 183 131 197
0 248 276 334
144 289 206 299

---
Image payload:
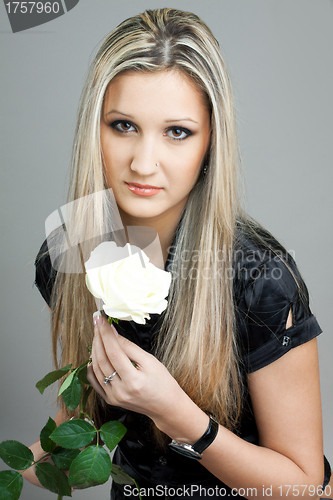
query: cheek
168 161 201 193
101 135 128 177
173 147 206 181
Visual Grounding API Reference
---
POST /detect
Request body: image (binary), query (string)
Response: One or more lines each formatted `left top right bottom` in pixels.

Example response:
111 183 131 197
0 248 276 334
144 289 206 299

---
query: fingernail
93 311 104 326
111 325 119 337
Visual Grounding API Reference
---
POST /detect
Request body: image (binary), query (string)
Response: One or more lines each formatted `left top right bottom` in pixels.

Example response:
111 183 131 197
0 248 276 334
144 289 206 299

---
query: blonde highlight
51 8 246 432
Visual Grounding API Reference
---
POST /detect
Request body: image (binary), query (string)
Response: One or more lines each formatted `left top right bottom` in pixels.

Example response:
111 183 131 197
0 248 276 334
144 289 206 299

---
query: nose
130 136 159 177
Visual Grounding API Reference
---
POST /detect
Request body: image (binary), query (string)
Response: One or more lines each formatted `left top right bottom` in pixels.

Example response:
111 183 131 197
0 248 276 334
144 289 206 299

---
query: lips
125 182 162 197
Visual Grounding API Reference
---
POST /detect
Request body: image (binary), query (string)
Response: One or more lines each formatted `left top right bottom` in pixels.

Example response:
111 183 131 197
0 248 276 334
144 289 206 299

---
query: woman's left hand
86 313 187 429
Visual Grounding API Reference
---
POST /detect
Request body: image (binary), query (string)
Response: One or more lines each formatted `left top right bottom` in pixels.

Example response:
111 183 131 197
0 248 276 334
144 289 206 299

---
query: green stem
79 411 95 428
134 480 143 500
57 495 63 500
19 451 52 476
34 453 51 466
79 386 92 419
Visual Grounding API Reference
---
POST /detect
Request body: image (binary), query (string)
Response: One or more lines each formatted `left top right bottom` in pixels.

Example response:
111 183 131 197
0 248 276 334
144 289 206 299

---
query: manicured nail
111 325 119 337
93 311 104 326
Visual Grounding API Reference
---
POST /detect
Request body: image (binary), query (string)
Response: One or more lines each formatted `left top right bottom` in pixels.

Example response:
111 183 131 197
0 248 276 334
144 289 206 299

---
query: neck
118 204 185 266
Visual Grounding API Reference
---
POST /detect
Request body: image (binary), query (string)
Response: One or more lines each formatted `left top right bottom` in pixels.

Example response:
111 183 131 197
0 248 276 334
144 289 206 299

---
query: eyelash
109 120 193 141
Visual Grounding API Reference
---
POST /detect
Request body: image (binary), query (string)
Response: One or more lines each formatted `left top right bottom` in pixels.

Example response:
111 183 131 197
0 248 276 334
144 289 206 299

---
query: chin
129 208 164 220
118 201 164 221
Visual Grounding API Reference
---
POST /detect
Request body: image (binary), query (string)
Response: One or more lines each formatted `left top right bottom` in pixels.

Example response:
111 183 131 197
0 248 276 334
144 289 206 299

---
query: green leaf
61 375 82 412
35 462 72 497
50 420 96 449
40 417 57 453
77 365 90 385
58 359 90 396
51 447 80 470
0 470 23 500
110 464 136 485
0 441 34 470
68 446 111 489
36 365 72 394
100 421 126 452
58 369 78 396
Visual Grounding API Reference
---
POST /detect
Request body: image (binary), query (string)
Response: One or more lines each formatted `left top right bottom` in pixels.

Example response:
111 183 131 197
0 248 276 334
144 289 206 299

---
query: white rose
85 241 172 324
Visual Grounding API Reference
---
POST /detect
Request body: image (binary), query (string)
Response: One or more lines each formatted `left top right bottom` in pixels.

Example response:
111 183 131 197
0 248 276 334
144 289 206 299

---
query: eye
166 127 193 141
109 120 136 133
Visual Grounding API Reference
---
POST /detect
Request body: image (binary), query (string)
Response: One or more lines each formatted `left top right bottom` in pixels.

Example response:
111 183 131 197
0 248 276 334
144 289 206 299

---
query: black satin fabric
35 229 331 499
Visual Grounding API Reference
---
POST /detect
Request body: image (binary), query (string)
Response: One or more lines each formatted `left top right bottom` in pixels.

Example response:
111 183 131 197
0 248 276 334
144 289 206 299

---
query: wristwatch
168 416 219 460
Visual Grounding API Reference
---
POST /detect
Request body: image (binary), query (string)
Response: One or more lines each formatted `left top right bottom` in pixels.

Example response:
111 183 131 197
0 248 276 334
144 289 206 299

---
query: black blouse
35 230 330 499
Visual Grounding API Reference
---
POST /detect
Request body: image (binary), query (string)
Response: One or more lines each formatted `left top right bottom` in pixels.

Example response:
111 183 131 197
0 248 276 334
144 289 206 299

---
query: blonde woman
29 8 331 500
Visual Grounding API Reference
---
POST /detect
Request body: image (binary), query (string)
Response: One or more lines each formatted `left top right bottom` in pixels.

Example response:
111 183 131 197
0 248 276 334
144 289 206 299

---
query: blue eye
110 120 136 133
166 127 192 140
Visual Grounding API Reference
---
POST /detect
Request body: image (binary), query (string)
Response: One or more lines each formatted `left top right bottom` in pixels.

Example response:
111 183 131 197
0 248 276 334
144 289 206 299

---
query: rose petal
85 243 171 324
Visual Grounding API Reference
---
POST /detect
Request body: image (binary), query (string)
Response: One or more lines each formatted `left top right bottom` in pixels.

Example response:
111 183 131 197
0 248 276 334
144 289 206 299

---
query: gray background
0 1 332 499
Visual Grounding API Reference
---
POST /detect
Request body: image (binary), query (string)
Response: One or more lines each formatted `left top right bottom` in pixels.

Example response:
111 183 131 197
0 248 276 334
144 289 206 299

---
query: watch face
169 442 202 460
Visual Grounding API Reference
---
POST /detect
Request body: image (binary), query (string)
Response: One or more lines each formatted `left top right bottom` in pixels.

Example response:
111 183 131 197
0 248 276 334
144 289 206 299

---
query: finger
98 317 151 368
94 315 136 376
115 331 152 369
92 325 117 381
86 365 107 400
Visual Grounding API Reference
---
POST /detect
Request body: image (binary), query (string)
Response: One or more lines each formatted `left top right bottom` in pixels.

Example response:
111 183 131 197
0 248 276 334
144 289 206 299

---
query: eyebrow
105 110 134 118
105 109 198 124
165 118 198 124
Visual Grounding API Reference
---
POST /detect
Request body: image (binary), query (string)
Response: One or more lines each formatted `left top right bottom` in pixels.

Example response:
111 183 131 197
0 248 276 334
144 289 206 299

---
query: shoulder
233 220 322 373
233 227 304 305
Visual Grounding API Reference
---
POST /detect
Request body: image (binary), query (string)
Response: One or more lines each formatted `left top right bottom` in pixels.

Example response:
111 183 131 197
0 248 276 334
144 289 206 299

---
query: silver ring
103 370 117 385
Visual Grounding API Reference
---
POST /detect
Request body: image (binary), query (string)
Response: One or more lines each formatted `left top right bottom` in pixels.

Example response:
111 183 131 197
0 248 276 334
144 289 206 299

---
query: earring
203 165 208 175
155 163 159 167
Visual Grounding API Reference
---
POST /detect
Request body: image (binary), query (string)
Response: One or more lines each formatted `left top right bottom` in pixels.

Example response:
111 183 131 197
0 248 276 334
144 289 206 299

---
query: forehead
102 69 209 118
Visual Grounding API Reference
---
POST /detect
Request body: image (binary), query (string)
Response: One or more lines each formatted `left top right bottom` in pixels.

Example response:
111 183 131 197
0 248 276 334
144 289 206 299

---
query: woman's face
100 69 211 228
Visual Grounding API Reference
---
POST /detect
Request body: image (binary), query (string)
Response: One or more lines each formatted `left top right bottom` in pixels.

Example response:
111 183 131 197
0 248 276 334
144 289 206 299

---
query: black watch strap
169 416 219 459
193 416 219 454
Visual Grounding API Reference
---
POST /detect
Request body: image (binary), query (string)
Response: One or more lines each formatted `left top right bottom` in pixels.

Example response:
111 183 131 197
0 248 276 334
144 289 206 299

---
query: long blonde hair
51 8 246 433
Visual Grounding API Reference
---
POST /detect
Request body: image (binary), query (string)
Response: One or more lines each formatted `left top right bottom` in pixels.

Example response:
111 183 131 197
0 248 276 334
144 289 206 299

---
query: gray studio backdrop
1 1 332 499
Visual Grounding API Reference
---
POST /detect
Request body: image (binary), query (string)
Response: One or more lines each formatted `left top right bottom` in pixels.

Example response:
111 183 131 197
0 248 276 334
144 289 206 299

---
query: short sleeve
35 239 57 307
235 247 322 373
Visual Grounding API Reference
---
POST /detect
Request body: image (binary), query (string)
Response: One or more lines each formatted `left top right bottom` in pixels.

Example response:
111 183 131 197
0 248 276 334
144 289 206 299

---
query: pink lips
125 182 162 197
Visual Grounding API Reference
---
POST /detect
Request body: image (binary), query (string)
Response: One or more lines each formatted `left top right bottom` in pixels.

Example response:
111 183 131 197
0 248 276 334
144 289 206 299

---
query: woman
29 8 331 499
